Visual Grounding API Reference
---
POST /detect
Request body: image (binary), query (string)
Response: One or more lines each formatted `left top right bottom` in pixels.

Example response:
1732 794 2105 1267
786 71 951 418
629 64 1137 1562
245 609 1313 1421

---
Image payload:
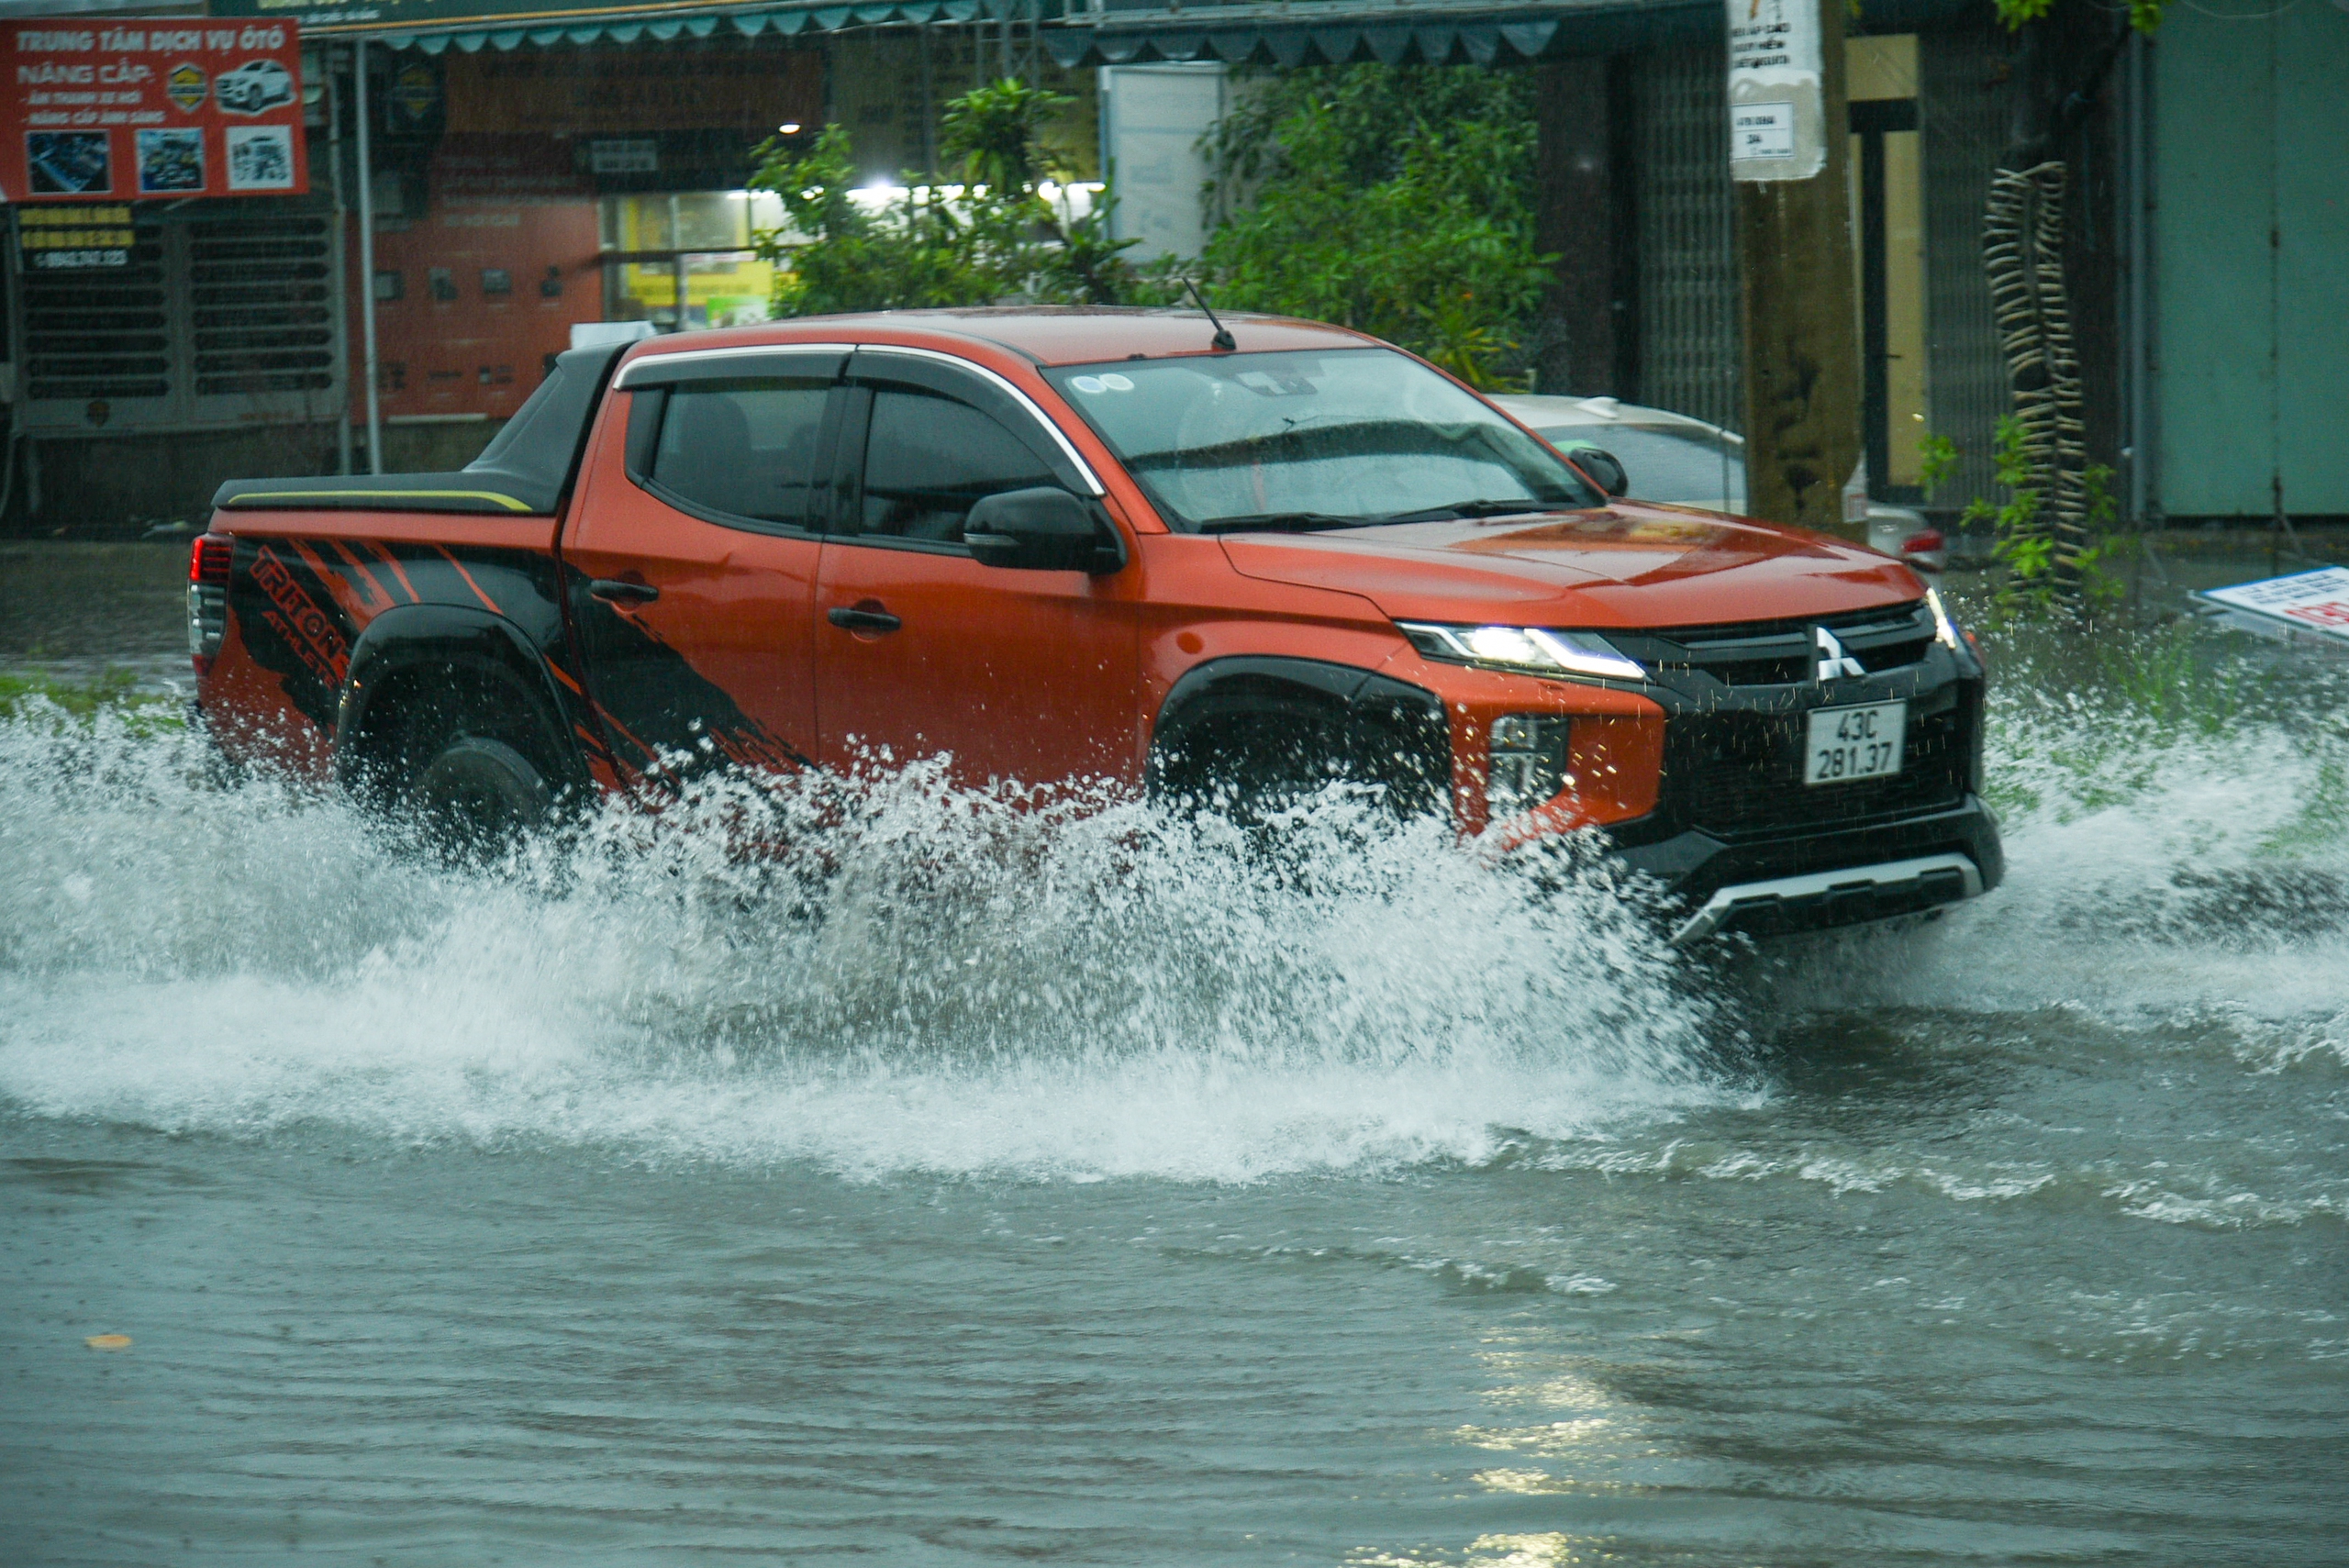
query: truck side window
650 378 829 530
856 387 1057 544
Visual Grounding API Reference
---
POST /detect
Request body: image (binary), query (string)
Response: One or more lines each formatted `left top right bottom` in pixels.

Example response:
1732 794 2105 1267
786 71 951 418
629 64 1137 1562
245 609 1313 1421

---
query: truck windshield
1043 348 1602 532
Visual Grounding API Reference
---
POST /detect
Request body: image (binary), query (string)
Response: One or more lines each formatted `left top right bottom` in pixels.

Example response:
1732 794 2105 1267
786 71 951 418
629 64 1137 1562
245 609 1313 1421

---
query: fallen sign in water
2191 565 2349 653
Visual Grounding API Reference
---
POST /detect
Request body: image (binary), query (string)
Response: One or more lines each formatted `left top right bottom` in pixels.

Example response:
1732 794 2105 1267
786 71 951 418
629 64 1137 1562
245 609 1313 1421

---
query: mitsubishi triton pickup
189 307 2001 942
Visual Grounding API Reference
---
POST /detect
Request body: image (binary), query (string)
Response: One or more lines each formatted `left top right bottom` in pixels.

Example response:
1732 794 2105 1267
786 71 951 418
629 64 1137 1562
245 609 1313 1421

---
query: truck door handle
828 606 902 633
590 578 660 605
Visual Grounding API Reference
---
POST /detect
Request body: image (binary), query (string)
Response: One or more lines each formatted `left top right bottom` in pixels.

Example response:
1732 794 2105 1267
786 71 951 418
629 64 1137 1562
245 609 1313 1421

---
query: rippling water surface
3 621 2344 1565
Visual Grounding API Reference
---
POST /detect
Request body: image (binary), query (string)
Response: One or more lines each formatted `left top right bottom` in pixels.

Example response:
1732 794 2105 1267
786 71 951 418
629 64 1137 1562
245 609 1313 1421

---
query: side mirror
965 486 1123 573
1565 446 1628 499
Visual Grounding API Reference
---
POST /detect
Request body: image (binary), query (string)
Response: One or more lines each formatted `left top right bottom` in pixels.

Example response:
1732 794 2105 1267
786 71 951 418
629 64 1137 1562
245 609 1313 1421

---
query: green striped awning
1042 0 1711 69
387 0 988 51
205 0 1043 50
1043 0 1976 69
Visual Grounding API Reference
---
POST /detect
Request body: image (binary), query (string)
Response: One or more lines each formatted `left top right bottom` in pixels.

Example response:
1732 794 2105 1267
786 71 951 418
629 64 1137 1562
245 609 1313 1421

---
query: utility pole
1728 0 1862 539
354 38 383 476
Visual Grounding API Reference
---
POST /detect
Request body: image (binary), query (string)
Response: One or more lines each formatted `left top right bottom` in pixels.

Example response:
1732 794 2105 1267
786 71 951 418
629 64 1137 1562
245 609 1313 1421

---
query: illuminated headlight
1487 714 1572 817
1925 587 1961 649
1924 587 1983 667
1398 622 1645 682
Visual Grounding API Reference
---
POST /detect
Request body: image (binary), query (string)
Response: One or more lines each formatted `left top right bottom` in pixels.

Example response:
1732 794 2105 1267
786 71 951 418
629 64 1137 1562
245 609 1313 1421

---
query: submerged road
2 541 2343 1565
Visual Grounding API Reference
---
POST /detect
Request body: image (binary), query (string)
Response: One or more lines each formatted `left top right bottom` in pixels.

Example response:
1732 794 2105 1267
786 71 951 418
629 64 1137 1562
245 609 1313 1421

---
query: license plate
1805 701 1907 784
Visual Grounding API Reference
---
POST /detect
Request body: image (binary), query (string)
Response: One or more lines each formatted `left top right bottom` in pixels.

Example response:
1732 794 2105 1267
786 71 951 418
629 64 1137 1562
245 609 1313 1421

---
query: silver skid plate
1670 852 1984 946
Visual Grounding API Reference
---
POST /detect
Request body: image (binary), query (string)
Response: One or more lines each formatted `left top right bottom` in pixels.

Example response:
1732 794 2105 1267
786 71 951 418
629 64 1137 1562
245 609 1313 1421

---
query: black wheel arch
334 604 591 801
1148 655 1453 817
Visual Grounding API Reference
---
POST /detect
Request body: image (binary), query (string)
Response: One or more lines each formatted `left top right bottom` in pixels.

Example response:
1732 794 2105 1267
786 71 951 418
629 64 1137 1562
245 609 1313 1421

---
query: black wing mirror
964 487 1124 573
1565 446 1628 499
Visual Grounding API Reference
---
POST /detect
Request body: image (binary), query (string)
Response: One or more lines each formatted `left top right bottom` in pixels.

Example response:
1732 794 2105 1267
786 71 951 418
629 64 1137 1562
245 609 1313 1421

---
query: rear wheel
406 735 551 862
359 672 571 863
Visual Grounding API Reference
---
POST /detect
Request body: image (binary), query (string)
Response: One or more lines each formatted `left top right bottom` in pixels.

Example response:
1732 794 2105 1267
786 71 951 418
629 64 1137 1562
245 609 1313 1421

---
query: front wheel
1151 706 1442 828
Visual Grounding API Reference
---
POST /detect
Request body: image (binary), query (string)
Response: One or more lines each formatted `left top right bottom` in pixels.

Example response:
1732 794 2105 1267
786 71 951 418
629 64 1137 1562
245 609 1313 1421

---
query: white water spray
0 707 1722 1181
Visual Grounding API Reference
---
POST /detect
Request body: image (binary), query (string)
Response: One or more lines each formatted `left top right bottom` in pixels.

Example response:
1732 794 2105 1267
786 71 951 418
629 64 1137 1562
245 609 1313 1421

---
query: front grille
1620 602 1935 688
1665 690 1973 836
1609 602 1975 839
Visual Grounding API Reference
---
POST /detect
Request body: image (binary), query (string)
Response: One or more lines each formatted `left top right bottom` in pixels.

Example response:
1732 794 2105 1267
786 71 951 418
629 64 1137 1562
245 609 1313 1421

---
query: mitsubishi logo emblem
1814 625 1865 683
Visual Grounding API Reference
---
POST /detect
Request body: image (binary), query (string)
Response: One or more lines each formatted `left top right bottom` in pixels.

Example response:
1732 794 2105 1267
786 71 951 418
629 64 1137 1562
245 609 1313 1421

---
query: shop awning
206 0 1033 50
1042 0 1981 69
1042 0 1712 69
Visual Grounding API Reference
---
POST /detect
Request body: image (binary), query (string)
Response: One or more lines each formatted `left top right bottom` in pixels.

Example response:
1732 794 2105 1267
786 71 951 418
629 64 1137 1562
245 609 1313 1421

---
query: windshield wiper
1197 511 1379 534
1379 497 1565 523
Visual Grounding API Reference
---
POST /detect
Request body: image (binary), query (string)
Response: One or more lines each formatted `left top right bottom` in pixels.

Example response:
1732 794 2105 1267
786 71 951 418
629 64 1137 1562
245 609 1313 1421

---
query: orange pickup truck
191 307 1998 942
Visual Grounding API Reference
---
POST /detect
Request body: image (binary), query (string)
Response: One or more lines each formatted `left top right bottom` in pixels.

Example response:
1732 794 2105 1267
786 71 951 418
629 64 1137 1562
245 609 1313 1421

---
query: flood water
3 542 2345 1565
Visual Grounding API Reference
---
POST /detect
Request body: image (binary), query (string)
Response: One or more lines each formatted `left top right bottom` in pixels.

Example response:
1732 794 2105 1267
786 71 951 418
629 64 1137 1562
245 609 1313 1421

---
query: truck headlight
1398 622 1645 682
1487 714 1572 817
1925 587 1984 667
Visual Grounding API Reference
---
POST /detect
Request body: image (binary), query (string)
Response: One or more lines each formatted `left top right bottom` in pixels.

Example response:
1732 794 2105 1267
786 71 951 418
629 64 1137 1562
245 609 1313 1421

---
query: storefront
1056 0 2052 513
328 28 826 452
0 0 1075 521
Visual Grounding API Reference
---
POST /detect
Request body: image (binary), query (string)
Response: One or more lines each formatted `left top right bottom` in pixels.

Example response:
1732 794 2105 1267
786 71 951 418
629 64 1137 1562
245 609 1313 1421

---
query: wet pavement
2 526 2344 1567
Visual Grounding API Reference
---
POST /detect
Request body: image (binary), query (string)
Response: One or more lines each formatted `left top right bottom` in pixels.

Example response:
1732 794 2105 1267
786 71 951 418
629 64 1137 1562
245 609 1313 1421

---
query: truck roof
615 307 1380 369
207 310 1382 519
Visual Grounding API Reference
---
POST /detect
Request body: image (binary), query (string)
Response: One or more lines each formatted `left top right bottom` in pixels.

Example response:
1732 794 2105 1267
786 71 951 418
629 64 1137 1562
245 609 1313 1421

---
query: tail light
1900 528 1946 558
188 532 233 675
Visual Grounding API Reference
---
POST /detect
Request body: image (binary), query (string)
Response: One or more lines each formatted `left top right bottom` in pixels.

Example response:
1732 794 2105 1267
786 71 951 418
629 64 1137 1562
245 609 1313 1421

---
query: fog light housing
1487 714 1572 817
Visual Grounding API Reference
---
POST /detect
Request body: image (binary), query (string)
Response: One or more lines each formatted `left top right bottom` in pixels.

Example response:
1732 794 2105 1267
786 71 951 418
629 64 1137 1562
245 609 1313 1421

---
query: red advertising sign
4 18 308 203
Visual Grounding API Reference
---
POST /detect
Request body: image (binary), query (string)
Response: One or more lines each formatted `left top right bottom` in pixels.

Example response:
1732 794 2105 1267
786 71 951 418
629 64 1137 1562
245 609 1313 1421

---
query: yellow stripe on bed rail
222 489 539 513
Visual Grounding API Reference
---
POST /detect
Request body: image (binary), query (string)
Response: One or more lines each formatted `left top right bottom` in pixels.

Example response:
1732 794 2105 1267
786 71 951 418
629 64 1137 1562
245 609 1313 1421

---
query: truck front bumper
1610 795 2004 944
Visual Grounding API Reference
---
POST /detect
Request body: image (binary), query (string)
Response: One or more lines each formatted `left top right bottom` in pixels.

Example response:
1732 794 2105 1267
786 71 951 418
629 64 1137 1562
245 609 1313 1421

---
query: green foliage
1916 429 1960 500
749 80 1155 317
1951 416 2122 622
2090 619 2250 737
1977 618 2272 823
0 669 184 732
939 76 1060 190
1992 0 2161 31
1196 65 1553 388
2261 757 2349 856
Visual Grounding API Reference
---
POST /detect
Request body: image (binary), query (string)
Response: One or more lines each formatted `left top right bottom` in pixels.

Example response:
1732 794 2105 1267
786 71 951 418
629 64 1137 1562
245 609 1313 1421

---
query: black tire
372 673 570 863
406 735 551 861
1154 706 1437 829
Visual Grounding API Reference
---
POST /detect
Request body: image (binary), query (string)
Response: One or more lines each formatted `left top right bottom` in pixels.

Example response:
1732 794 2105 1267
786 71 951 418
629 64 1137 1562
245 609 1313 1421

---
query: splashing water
0 706 1723 1181
6 626 2347 1565
4 625 2344 1192
1764 632 2349 1039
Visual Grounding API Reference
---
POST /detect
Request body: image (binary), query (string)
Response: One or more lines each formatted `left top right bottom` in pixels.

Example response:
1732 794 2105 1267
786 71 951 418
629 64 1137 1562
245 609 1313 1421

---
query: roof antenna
1181 277 1237 352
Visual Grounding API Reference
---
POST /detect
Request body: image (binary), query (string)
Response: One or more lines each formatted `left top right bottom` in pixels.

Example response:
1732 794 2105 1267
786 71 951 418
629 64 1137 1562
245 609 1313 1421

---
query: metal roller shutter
1630 39 1741 434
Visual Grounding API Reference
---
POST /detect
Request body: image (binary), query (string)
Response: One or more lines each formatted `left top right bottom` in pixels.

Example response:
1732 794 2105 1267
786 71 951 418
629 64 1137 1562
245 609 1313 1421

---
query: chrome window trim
852 344 1106 496
612 340 1106 496
611 343 857 389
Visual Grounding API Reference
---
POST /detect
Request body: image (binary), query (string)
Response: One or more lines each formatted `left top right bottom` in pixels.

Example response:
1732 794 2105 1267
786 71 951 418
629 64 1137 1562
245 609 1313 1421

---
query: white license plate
1804 701 1907 784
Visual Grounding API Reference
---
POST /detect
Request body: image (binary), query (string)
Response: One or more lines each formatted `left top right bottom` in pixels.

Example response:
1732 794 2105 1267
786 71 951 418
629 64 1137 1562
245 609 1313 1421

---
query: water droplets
0 711 1720 1181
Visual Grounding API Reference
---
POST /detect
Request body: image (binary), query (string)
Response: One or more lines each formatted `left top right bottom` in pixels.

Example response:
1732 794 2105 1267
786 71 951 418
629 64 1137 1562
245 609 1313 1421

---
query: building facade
2 0 2341 529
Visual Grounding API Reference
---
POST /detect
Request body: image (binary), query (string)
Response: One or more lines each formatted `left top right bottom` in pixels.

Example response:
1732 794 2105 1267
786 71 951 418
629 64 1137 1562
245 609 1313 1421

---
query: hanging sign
3 19 309 202
1726 0 1825 182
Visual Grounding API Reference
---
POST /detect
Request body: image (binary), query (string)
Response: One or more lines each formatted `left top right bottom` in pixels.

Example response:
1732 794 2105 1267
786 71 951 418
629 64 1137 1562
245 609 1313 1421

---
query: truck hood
1217 504 1920 629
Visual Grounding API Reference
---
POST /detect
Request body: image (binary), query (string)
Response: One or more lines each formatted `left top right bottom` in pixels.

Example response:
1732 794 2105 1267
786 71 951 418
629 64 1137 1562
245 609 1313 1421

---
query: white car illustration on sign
216 59 295 115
